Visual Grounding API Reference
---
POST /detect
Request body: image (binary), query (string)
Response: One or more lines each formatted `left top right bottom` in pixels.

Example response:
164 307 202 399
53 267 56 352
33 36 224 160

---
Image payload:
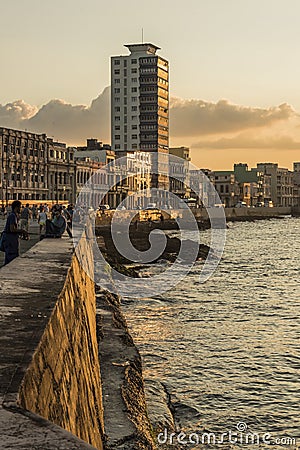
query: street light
4 144 11 208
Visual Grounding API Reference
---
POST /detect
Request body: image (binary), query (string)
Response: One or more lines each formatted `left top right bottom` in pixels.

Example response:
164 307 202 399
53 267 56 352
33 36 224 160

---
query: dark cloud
170 98 296 137
192 134 300 150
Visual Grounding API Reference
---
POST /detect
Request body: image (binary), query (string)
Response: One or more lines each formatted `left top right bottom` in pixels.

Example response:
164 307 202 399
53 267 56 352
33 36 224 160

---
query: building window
115 79 120 84
115 107 120 112
132 134 137 139
131 115 137 120
132 106 137 111
115 125 120 130
115 135 120 140
131 77 137 83
115 144 121 149
131 97 137 102
132 144 138 149
131 68 137 74
131 59 137 64
114 59 120 65
132 125 137 130
131 87 137 92
115 97 120 102
115 116 120 121
114 88 120 93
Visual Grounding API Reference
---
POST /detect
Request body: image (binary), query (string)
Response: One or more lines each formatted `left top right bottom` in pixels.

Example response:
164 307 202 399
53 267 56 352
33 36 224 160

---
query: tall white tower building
111 43 169 190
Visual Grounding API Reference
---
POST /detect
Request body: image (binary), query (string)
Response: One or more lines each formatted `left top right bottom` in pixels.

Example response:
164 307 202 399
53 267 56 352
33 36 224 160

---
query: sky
1 0 300 170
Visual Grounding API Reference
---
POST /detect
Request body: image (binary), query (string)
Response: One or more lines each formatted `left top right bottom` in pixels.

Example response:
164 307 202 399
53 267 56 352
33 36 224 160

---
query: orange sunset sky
1 0 300 170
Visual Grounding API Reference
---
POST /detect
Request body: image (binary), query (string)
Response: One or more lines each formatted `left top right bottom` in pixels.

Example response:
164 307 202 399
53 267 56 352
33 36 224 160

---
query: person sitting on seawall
2 200 29 265
43 206 67 238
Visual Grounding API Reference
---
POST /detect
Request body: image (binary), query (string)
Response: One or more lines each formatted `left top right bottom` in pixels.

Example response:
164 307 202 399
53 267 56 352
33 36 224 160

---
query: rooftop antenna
142 28 144 44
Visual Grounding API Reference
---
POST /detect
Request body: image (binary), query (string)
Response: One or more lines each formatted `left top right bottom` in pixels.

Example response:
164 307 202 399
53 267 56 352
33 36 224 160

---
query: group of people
44 204 73 239
1 202 74 266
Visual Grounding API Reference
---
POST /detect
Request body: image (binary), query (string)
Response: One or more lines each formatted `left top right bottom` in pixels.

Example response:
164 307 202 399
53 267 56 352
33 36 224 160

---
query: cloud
0 100 38 128
0 87 110 145
192 133 300 150
169 98 296 137
0 89 298 147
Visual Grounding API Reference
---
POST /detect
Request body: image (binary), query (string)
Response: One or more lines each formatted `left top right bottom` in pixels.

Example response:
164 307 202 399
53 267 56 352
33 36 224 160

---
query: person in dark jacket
2 200 29 265
45 207 66 237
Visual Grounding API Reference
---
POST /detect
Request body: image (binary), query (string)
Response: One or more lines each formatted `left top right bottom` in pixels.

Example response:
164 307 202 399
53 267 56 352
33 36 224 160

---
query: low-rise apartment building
257 163 294 206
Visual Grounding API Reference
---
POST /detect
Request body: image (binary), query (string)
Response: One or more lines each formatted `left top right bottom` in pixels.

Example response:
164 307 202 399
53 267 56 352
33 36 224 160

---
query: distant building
74 139 115 207
75 157 109 207
0 127 48 204
233 163 270 206
293 162 300 207
293 162 300 186
111 43 169 192
0 127 77 204
213 171 239 207
47 139 75 203
257 163 294 206
113 151 152 209
169 147 191 200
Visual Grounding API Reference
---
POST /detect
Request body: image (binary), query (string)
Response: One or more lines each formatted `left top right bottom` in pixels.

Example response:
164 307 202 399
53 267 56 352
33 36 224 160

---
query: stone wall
95 206 292 228
0 235 104 449
17 235 104 449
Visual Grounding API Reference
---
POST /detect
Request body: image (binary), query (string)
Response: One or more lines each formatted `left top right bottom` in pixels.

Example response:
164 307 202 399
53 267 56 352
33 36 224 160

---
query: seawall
95 206 293 230
0 235 104 449
0 228 159 449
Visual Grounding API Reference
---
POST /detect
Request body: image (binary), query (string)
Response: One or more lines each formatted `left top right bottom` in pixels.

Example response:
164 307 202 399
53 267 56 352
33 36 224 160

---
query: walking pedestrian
38 206 47 234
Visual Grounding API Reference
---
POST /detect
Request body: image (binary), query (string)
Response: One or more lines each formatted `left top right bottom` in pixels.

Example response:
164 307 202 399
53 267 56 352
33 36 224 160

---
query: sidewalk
0 219 42 266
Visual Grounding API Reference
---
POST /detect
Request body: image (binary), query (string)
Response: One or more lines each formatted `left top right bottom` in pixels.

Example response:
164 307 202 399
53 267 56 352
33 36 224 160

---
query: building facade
256 163 294 207
0 127 49 204
213 171 239 207
0 127 76 205
169 147 191 200
233 163 271 206
48 139 75 203
111 43 169 191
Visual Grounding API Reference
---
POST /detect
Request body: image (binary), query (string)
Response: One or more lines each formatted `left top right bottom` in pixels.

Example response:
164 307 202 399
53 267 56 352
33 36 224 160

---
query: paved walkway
0 219 42 266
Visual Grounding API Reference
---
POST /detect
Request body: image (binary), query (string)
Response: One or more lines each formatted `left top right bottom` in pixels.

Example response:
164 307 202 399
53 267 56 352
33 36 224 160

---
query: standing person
31 205 37 221
62 206 73 238
37 206 47 234
2 200 29 265
20 203 31 232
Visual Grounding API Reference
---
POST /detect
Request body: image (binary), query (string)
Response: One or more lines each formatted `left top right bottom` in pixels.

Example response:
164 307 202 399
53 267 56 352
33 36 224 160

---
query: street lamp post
1 143 4 209
5 145 11 208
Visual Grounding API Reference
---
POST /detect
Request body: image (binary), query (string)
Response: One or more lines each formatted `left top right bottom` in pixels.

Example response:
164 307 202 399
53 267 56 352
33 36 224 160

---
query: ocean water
122 217 300 449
